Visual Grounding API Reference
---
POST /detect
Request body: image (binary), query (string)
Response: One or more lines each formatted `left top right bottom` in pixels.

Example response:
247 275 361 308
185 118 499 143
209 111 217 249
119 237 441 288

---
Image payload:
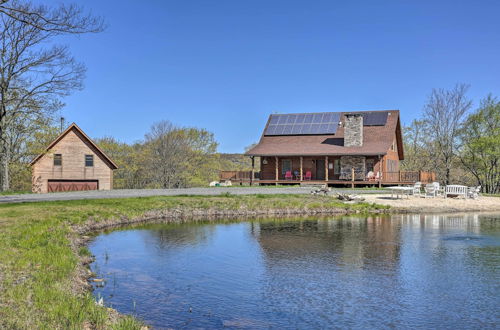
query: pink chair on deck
284 171 293 180
304 171 312 180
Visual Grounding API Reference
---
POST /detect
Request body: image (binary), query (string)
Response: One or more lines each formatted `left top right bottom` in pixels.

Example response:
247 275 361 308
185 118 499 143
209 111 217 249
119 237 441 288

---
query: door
48 180 98 192
316 159 325 180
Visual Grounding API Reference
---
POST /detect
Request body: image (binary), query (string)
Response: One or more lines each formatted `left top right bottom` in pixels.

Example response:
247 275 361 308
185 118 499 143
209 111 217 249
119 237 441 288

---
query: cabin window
53 154 62 166
282 159 292 174
334 159 341 174
391 140 397 151
85 155 94 167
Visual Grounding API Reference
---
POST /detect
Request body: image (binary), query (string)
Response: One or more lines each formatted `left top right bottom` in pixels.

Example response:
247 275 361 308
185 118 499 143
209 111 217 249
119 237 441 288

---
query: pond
89 214 500 329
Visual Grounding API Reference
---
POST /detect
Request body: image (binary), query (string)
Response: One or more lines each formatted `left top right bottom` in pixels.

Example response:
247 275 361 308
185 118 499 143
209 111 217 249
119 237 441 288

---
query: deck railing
219 170 436 183
219 171 259 181
383 171 435 183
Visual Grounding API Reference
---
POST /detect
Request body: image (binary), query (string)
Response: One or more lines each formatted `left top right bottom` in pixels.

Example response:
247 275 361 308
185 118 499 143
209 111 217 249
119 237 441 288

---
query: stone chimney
344 113 363 147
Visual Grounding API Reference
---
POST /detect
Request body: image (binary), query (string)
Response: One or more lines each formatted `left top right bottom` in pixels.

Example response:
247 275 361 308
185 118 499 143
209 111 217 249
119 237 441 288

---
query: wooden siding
32 128 114 193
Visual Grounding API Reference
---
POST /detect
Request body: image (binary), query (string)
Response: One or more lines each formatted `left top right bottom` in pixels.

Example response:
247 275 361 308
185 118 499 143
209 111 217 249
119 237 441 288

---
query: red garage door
48 180 98 192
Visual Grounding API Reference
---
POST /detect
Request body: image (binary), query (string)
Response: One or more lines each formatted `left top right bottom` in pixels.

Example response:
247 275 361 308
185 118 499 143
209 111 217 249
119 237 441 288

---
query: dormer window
54 154 62 166
85 154 94 167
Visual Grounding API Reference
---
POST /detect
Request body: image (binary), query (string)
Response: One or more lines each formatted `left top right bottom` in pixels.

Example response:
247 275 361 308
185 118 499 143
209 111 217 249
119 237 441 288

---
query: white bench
444 185 468 199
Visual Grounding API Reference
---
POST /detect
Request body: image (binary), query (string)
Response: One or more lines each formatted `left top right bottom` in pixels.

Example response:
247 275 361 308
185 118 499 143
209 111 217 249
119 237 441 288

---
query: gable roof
245 110 404 160
30 123 118 169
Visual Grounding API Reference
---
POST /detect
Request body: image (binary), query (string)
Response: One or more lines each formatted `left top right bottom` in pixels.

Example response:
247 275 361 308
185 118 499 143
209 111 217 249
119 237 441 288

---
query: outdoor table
387 186 413 199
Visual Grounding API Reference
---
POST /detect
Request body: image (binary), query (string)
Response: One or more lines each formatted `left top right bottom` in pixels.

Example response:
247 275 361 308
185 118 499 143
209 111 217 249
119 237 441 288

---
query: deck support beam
275 156 279 185
300 156 303 181
378 155 382 188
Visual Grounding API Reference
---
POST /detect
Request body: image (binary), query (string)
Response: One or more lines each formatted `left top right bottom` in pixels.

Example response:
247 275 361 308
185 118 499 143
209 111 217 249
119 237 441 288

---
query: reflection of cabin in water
252 217 401 267
224 110 436 187
30 123 118 193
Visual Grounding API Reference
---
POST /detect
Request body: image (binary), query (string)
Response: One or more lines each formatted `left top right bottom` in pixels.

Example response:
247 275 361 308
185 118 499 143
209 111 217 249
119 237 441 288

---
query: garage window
85 154 94 167
54 154 62 166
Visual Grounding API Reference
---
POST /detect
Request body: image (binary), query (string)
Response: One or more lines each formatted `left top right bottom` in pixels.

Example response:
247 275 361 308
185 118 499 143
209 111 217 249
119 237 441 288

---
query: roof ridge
30 122 118 169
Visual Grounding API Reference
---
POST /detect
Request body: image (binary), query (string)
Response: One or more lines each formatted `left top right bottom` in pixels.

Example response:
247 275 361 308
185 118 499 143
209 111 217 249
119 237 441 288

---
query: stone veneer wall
344 114 363 147
340 156 366 180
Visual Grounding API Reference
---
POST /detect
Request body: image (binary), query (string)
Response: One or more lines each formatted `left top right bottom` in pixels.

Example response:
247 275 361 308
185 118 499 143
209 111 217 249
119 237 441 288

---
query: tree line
402 84 500 194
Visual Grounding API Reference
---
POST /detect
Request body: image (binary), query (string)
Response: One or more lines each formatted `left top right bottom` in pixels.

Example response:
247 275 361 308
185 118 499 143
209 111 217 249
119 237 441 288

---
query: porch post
275 156 279 184
325 156 328 182
378 155 382 188
300 156 303 181
250 156 255 186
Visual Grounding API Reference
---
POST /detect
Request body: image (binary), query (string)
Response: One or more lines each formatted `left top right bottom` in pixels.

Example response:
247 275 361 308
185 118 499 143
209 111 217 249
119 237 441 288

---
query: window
391 140 397 151
85 154 94 167
53 154 62 166
282 159 292 174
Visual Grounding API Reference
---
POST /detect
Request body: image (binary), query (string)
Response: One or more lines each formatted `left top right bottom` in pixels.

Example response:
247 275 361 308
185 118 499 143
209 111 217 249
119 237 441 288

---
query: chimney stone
344 114 363 147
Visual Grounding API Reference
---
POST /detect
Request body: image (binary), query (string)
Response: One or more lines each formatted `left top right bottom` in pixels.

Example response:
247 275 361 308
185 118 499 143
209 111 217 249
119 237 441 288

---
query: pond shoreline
71 198 500 328
72 206 391 327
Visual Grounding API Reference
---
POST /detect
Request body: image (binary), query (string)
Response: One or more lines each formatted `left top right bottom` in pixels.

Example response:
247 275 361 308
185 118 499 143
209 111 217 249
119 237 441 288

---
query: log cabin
243 110 435 187
30 123 118 193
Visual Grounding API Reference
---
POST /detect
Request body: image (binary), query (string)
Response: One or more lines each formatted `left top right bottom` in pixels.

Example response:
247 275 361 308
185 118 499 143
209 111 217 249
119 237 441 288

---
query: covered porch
221 155 436 187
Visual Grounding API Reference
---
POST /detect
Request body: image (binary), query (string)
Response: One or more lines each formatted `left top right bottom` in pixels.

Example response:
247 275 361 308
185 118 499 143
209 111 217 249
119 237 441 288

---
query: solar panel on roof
304 114 314 123
264 112 341 136
363 112 388 126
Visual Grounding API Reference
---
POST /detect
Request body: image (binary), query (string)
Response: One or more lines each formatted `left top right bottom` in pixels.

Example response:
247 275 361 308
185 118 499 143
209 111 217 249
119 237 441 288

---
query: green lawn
0 194 388 329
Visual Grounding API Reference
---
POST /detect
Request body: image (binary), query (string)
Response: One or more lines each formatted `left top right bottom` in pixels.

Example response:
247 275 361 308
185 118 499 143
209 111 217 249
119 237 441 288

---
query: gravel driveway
0 187 388 204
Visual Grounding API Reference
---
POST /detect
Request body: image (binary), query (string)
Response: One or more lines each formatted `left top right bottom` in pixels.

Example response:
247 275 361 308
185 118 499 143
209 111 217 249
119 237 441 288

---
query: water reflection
89 213 500 329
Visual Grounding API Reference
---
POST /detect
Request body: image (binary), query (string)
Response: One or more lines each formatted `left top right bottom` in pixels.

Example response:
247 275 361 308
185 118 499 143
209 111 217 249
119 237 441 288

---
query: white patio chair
412 181 422 196
432 182 444 197
424 183 437 198
468 186 481 199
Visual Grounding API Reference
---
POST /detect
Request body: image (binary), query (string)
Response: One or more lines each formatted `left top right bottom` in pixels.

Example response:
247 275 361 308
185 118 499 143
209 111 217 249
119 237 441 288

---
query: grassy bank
0 194 388 329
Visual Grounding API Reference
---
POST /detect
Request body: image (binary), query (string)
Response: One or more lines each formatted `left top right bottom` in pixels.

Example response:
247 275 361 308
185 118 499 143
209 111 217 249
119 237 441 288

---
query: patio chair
284 171 293 180
468 185 481 199
304 171 312 180
412 181 422 196
366 171 375 181
424 183 437 198
432 182 444 197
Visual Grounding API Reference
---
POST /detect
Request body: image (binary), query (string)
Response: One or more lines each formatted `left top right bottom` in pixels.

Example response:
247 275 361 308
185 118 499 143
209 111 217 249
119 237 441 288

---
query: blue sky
50 0 500 153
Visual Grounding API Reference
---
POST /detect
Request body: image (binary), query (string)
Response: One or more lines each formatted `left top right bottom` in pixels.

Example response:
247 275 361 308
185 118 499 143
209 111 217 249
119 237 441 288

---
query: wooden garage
30 123 118 193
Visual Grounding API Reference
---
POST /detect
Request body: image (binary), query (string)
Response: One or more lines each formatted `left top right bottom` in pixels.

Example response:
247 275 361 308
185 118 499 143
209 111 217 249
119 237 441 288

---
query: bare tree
144 121 219 189
144 121 192 189
423 84 472 184
0 0 103 190
0 0 103 33
401 119 433 171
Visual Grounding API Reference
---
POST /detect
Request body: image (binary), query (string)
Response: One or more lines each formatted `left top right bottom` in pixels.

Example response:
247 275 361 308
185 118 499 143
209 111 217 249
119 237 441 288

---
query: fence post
351 167 355 189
